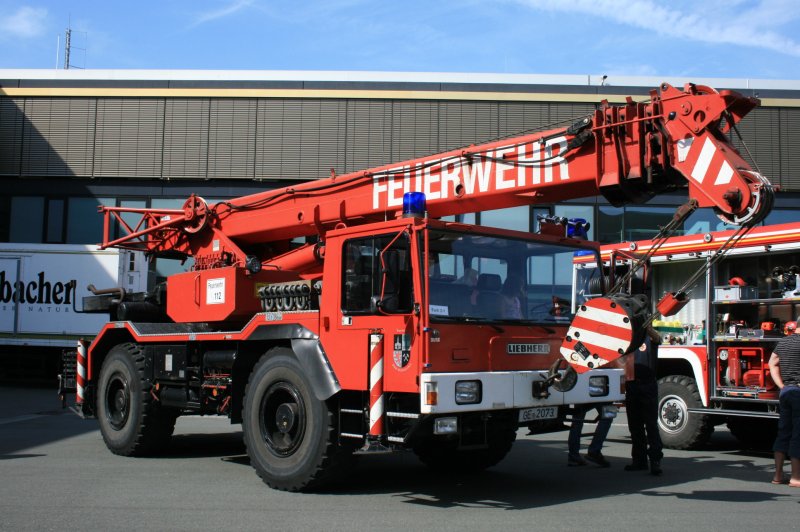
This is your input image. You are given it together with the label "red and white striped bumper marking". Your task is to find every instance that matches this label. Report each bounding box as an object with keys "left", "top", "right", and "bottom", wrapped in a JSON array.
[
  {"left": 368, "top": 333, "right": 384, "bottom": 436},
  {"left": 560, "top": 299, "right": 634, "bottom": 373},
  {"left": 76, "top": 339, "right": 88, "bottom": 405}
]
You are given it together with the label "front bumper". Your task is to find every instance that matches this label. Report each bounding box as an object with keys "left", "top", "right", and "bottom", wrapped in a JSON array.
[{"left": 419, "top": 368, "right": 624, "bottom": 414}]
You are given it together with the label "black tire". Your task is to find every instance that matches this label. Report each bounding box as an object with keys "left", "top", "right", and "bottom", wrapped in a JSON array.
[
  {"left": 413, "top": 422, "right": 516, "bottom": 471},
  {"left": 243, "top": 348, "right": 352, "bottom": 491},
  {"left": 657, "top": 375, "right": 713, "bottom": 450},
  {"left": 727, "top": 417, "right": 778, "bottom": 450},
  {"left": 97, "top": 343, "right": 178, "bottom": 456}
]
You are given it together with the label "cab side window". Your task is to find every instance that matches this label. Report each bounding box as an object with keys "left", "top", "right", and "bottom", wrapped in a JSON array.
[{"left": 342, "top": 234, "right": 413, "bottom": 314}]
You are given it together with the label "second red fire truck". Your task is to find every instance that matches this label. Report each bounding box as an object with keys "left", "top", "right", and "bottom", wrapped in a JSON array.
[{"left": 578, "top": 221, "right": 800, "bottom": 450}]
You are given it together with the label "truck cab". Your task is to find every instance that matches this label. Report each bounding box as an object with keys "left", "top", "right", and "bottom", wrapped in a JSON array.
[{"left": 319, "top": 217, "right": 623, "bottom": 448}]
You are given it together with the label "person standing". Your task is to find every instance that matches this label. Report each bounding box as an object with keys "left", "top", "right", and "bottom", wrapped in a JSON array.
[
  {"left": 768, "top": 320, "right": 800, "bottom": 487},
  {"left": 625, "top": 326, "right": 664, "bottom": 475},
  {"left": 567, "top": 404, "right": 613, "bottom": 467}
]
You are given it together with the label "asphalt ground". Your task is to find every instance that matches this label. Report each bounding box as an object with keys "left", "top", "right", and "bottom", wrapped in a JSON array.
[{"left": 1, "top": 385, "right": 798, "bottom": 531}]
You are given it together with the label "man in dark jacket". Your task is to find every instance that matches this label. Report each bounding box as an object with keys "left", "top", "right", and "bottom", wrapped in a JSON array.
[
  {"left": 769, "top": 320, "right": 800, "bottom": 487},
  {"left": 625, "top": 326, "right": 664, "bottom": 476}
]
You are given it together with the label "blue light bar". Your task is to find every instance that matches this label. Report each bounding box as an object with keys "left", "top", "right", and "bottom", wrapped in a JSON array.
[
  {"left": 567, "top": 218, "right": 590, "bottom": 239},
  {"left": 403, "top": 192, "right": 427, "bottom": 218}
]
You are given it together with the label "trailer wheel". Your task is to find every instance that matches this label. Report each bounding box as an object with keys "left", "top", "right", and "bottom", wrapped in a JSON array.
[
  {"left": 243, "top": 349, "right": 351, "bottom": 491},
  {"left": 97, "top": 343, "right": 178, "bottom": 456},
  {"left": 727, "top": 417, "right": 778, "bottom": 450},
  {"left": 657, "top": 375, "right": 713, "bottom": 450}
]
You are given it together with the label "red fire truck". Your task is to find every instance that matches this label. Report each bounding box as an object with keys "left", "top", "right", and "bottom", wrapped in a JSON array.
[
  {"left": 577, "top": 221, "right": 800, "bottom": 450},
  {"left": 68, "top": 82, "right": 773, "bottom": 491}
]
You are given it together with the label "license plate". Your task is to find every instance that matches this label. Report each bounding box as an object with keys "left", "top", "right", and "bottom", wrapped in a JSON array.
[{"left": 518, "top": 406, "right": 558, "bottom": 422}]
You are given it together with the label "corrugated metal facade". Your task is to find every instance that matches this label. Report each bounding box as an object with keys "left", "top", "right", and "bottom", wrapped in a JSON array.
[
  {"left": 0, "top": 97, "right": 23, "bottom": 176},
  {"left": 163, "top": 98, "right": 209, "bottom": 179},
  {"left": 1, "top": 94, "right": 799, "bottom": 190}
]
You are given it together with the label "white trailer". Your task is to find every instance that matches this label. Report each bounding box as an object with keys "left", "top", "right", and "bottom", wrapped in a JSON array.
[{"left": 0, "top": 244, "right": 148, "bottom": 348}]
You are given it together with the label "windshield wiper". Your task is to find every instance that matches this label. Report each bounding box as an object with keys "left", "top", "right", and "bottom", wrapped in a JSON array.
[{"left": 462, "top": 317, "right": 505, "bottom": 333}]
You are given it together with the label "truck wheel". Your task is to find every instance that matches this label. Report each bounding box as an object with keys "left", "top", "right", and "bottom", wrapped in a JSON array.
[
  {"left": 413, "top": 424, "right": 516, "bottom": 471},
  {"left": 657, "top": 375, "right": 713, "bottom": 450},
  {"left": 727, "top": 417, "right": 778, "bottom": 450},
  {"left": 243, "top": 349, "right": 352, "bottom": 491},
  {"left": 97, "top": 343, "right": 178, "bottom": 456}
]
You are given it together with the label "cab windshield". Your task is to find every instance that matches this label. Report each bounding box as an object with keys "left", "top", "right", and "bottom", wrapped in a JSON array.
[{"left": 426, "top": 229, "right": 600, "bottom": 325}]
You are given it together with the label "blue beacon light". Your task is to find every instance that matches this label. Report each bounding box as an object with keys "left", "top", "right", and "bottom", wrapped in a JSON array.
[
  {"left": 402, "top": 192, "right": 427, "bottom": 218},
  {"left": 567, "top": 218, "right": 590, "bottom": 239}
]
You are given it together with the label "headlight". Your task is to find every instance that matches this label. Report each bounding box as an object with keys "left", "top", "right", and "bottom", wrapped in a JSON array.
[
  {"left": 434, "top": 417, "right": 458, "bottom": 434},
  {"left": 719, "top": 349, "right": 729, "bottom": 361},
  {"left": 588, "top": 375, "right": 609, "bottom": 396},
  {"left": 455, "top": 380, "right": 482, "bottom": 405}
]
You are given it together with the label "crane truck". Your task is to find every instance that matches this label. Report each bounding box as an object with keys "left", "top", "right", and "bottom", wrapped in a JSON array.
[{"left": 68, "top": 82, "right": 773, "bottom": 491}]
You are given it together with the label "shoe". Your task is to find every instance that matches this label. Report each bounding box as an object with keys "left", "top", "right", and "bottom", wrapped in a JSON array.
[
  {"left": 624, "top": 462, "right": 648, "bottom": 471},
  {"left": 650, "top": 461, "right": 663, "bottom": 476},
  {"left": 585, "top": 452, "right": 610, "bottom": 468},
  {"left": 567, "top": 455, "right": 587, "bottom": 467}
]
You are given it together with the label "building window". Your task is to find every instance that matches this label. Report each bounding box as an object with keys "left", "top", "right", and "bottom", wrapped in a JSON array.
[
  {"left": 441, "top": 212, "right": 477, "bottom": 224},
  {"left": 621, "top": 206, "right": 674, "bottom": 241},
  {"left": 116, "top": 199, "right": 147, "bottom": 240},
  {"left": 45, "top": 198, "right": 65, "bottom": 243},
  {"left": 481, "top": 206, "right": 529, "bottom": 232},
  {"left": 66, "top": 197, "right": 115, "bottom": 244},
  {"left": 597, "top": 205, "right": 623, "bottom": 244},
  {"left": 9, "top": 197, "right": 44, "bottom": 243},
  {"left": 682, "top": 209, "right": 736, "bottom": 235},
  {"left": 764, "top": 208, "right": 800, "bottom": 226}
]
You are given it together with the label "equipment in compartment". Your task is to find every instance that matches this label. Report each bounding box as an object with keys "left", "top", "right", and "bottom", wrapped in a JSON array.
[
  {"left": 716, "top": 345, "right": 777, "bottom": 398},
  {"left": 771, "top": 265, "right": 800, "bottom": 298},
  {"left": 714, "top": 285, "right": 758, "bottom": 301}
]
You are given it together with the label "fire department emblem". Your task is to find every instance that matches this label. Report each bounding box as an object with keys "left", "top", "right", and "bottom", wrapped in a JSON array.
[{"left": 393, "top": 334, "right": 410, "bottom": 368}]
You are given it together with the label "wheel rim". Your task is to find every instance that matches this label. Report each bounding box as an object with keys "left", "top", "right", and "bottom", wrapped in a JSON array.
[
  {"left": 260, "top": 380, "right": 306, "bottom": 457},
  {"left": 659, "top": 393, "right": 688, "bottom": 434},
  {"left": 105, "top": 371, "right": 130, "bottom": 430}
]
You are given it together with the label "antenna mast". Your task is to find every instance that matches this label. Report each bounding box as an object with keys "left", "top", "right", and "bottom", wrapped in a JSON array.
[{"left": 63, "top": 26, "right": 71, "bottom": 69}]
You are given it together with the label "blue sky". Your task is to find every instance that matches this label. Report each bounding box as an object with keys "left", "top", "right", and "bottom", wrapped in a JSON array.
[{"left": 1, "top": 0, "right": 799, "bottom": 79}]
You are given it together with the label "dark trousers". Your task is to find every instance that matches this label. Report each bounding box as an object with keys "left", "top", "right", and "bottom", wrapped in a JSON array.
[
  {"left": 773, "top": 386, "right": 800, "bottom": 458},
  {"left": 568, "top": 405, "right": 612, "bottom": 457},
  {"left": 626, "top": 379, "right": 663, "bottom": 464}
]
